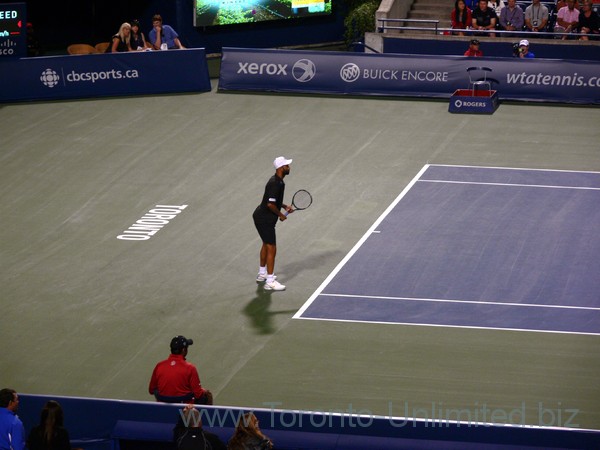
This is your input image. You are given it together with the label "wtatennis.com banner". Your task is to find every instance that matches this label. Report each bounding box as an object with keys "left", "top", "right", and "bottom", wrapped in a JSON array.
[{"left": 219, "top": 48, "right": 600, "bottom": 105}]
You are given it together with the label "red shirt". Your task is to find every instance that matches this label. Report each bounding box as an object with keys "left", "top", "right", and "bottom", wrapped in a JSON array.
[
  {"left": 148, "top": 354, "right": 206, "bottom": 399},
  {"left": 464, "top": 48, "right": 484, "bottom": 57}
]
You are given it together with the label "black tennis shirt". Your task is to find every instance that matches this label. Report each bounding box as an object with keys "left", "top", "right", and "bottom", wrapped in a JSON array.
[{"left": 253, "top": 174, "right": 285, "bottom": 224}]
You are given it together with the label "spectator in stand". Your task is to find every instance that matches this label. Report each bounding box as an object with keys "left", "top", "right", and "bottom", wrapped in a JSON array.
[
  {"left": 174, "top": 404, "right": 227, "bottom": 450},
  {"left": 499, "top": 0, "right": 525, "bottom": 31},
  {"left": 108, "top": 22, "right": 132, "bottom": 53},
  {"left": 451, "top": 0, "right": 473, "bottom": 35},
  {"left": 27, "top": 401, "right": 72, "bottom": 450},
  {"left": 149, "top": 335, "right": 213, "bottom": 405},
  {"left": 464, "top": 39, "right": 484, "bottom": 56},
  {"left": 149, "top": 14, "right": 185, "bottom": 50},
  {"left": 524, "top": 0, "right": 549, "bottom": 32},
  {"left": 515, "top": 39, "right": 535, "bottom": 57},
  {"left": 0, "top": 388, "right": 25, "bottom": 450},
  {"left": 578, "top": 0, "right": 600, "bottom": 39},
  {"left": 227, "top": 413, "right": 273, "bottom": 450},
  {"left": 488, "top": 0, "right": 505, "bottom": 17},
  {"left": 130, "top": 19, "right": 148, "bottom": 50},
  {"left": 472, "top": 0, "right": 498, "bottom": 36},
  {"left": 26, "top": 22, "right": 43, "bottom": 57},
  {"left": 554, "top": 0, "right": 580, "bottom": 38},
  {"left": 556, "top": 0, "right": 579, "bottom": 10}
]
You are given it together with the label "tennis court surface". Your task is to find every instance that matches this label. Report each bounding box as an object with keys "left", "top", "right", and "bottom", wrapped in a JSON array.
[{"left": 296, "top": 165, "right": 600, "bottom": 335}]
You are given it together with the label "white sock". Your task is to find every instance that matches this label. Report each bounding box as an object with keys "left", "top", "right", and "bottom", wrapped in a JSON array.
[
  {"left": 266, "top": 274, "right": 275, "bottom": 284},
  {"left": 259, "top": 266, "right": 266, "bottom": 275}
]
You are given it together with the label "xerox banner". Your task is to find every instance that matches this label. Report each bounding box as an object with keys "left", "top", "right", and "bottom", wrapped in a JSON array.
[
  {"left": 0, "top": 49, "right": 211, "bottom": 103},
  {"left": 219, "top": 48, "right": 600, "bottom": 104}
]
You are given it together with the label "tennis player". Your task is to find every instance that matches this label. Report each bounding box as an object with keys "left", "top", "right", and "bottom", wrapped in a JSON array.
[{"left": 252, "top": 156, "right": 294, "bottom": 291}]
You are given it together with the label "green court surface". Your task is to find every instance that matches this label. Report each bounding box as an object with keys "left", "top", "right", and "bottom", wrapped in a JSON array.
[{"left": 1, "top": 83, "right": 599, "bottom": 430}]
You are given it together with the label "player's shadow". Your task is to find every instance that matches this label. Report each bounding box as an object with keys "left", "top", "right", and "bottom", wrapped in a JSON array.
[
  {"left": 281, "top": 249, "right": 346, "bottom": 283},
  {"left": 243, "top": 285, "right": 296, "bottom": 335}
]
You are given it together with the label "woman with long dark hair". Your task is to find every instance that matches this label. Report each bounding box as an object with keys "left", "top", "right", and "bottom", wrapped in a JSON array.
[
  {"left": 27, "top": 400, "right": 71, "bottom": 450},
  {"left": 227, "top": 413, "right": 273, "bottom": 450},
  {"left": 451, "top": 0, "right": 473, "bottom": 35}
]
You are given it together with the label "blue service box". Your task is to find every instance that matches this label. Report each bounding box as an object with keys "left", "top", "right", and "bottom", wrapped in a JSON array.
[{"left": 449, "top": 89, "right": 499, "bottom": 114}]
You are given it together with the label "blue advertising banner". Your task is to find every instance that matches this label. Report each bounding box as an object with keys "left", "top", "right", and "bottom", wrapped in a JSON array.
[
  {"left": 0, "top": 49, "right": 211, "bottom": 103},
  {"left": 219, "top": 48, "right": 600, "bottom": 105},
  {"left": 0, "top": 2, "right": 26, "bottom": 58}
]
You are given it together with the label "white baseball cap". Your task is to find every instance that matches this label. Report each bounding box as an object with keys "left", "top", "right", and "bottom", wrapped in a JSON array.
[
  {"left": 273, "top": 156, "right": 293, "bottom": 169},
  {"left": 519, "top": 39, "right": 529, "bottom": 47}
]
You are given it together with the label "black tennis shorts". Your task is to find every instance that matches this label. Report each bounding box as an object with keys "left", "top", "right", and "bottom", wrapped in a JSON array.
[{"left": 254, "top": 221, "right": 276, "bottom": 245}]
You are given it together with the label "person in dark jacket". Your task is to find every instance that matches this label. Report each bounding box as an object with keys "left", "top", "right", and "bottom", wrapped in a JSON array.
[{"left": 27, "top": 400, "right": 71, "bottom": 450}]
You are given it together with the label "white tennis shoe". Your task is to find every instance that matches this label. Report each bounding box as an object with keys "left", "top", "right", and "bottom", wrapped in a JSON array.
[
  {"left": 264, "top": 280, "right": 286, "bottom": 291},
  {"left": 256, "top": 273, "right": 276, "bottom": 282}
]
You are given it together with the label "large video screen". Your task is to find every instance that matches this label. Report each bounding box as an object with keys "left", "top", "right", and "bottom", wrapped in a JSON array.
[{"left": 194, "top": 0, "right": 332, "bottom": 27}]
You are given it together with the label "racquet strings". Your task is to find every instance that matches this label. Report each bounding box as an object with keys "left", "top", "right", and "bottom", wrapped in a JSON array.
[{"left": 292, "top": 190, "right": 312, "bottom": 210}]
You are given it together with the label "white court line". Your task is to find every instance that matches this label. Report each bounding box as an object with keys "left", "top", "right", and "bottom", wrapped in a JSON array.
[
  {"left": 428, "top": 164, "right": 600, "bottom": 175},
  {"left": 419, "top": 179, "right": 600, "bottom": 191},
  {"left": 293, "top": 164, "right": 431, "bottom": 319},
  {"left": 296, "top": 316, "right": 600, "bottom": 336},
  {"left": 319, "top": 293, "right": 600, "bottom": 312}
]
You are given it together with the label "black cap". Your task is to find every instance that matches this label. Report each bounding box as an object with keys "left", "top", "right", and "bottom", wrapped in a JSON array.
[
  {"left": 170, "top": 335, "right": 193, "bottom": 352},
  {"left": 470, "top": 39, "right": 480, "bottom": 45}
]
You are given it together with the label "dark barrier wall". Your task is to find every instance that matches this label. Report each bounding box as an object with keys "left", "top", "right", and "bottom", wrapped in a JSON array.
[
  {"left": 17, "top": 394, "right": 600, "bottom": 450},
  {"left": 219, "top": 48, "right": 600, "bottom": 104},
  {"left": 0, "top": 49, "right": 211, "bottom": 103},
  {"left": 0, "top": 0, "right": 345, "bottom": 55},
  {"left": 383, "top": 37, "right": 600, "bottom": 61}
]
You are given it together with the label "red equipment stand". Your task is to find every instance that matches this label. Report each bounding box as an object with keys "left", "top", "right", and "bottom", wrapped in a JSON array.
[{"left": 449, "top": 89, "right": 499, "bottom": 114}]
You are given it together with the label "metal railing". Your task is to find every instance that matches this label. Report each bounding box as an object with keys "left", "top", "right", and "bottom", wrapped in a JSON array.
[
  {"left": 377, "top": 18, "right": 441, "bottom": 34},
  {"left": 377, "top": 18, "right": 593, "bottom": 39}
]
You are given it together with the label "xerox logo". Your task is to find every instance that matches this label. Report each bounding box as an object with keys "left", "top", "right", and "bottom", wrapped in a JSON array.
[
  {"left": 340, "top": 63, "right": 360, "bottom": 83},
  {"left": 292, "top": 59, "right": 316, "bottom": 83},
  {"left": 237, "top": 62, "right": 288, "bottom": 76},
  {"left": 40, "top": 68, "right": 60, "bottom": 88}
]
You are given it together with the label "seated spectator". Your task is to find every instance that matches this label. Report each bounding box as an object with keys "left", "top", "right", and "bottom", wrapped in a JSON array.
[
  {"left": 108, "top": 22, "right": 132, "bottom": 53},
  {"left": 515, "top": 39, "right": 535, "bottom": 57},
  {"left": 149, "top": 14, "right": 185, "bottom": 50},
  {"left": 488, "top": 0, "right": 506, "bottom": 17},
  {"left": 0, "top": 388, "right": 25, "bottom": 450},
  {"left": 556, "top": 0, "right": 579, "bottom": 10},
  {"left": 174, "top": 405, "right": 226, "bottom": 450},
  {"left": 149, "top": 335, "right": 213, "bottom": 405},
  {"left": 472, "top": 0, "right": 498, "bottom": 36},
  {"left": 524, "top": 0, "right": 549, "bottom": 32},
  {"left": 499, "top": 0, "right": 525, "bottom": 31},
  {"left": 464, "top": 39, "right": 484, "bottom": 56},
  {"left": 451, "top": 0, "right": 473, "bottom": 35},
  {"left": 554, "top": 0, "right": 580, "bottom": 38},
  {"left": 27, "top": 401, "right": 71, "bottom": 450},
  {"left": 130, "top": 19, "right": 149, "bottom": 51},
  {"left": 227, "top": 413, "right": 273, "bottom": 450},
  {"left": 26, "top": 22, "right": 43, "bottom": 57},
  {"left": 578, "top": 0, "right": 600, "bottom": 39}
]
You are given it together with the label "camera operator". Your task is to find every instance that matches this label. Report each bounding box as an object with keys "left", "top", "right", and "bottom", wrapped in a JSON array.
[
  {"left": 525, "top": 0, "right": 549, "bottom": 32},
  {"left": 500, "top": 0, "right": 524, "bottom": 31},
  {"left": 513, "top": 39, "right": 535, "bottom": 58}
]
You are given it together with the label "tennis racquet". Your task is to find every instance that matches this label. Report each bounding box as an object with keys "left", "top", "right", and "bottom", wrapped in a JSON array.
[{"left": 284, "top": 189, "right": 313, "bottom": 216}]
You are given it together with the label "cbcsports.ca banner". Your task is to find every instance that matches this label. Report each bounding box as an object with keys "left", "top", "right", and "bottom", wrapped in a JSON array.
[
  {"left": 0, "top": 49, "right": 211, "bottom": 103},
  {"left": 219, "top": 48, "right": 600, "bottom": 105}
]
